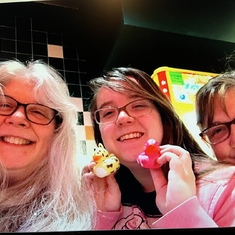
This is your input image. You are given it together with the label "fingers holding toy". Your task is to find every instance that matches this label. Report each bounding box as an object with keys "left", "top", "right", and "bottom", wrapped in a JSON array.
[
  {"left": 157, "top": 144, "right": 193, "bottom": 172},
  {"left": 93, "top": 174, "right": 121, "bottom": 212},
  {"left": 96, "top": 173, "right": 121, "bottom": 212},
  {"left": 136, "top": 140, "right": 196, "bottom": 214},
  {"left": 82, "top": 162, "right": 96, "bottom": 176},
  {"left": 82, "top": 163, "right": 121, "bottom": 212},
  {"left": 82, "top": 143, "right": 121, "bottom": 212},
  {"left": 152, "top": 144, "right": 196, "bottom": 214},
  {"left": 137, "top": 139, "right": 193, "bottom": 171},
  {"left": 158, "top": 144, "right": 195, "bottom": 186}
]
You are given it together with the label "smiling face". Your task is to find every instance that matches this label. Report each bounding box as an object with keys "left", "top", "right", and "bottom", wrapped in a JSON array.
[
  {"left": 96, "top": 86, "right": 164, "bottom": 169},
  {"left": 210, "top": 89, "right": 235, "bottom": 164},
  {"left": 0, "top": 78, "right": 56, "bottom": 180}
]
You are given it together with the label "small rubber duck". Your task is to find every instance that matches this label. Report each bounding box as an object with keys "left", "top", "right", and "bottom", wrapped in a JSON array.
[
  {"left": 137, "top": 139, "right": 162, "bottom": 168},
  {"left": 92, "top": 143, "right": 120, "bottom": 178}
]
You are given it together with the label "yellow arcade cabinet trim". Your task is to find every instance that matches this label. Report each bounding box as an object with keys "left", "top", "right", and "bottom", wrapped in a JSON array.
[
  {"left": 151, "top": 66, "right": 218, "bottom": 119},
  {"left": 151, "top": 66, "right": 218, "bottom": 158}
]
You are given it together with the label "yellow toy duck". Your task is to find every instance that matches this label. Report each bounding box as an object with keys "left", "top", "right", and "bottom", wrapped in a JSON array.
[{"left": 92, "top": 143, "right": 120, "bottom": 178}]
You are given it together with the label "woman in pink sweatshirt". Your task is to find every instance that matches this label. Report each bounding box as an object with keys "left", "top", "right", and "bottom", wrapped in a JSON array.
[
  {"left": 83, "top": 67, "right": 235, "bottom": 229},
  {"left": 196, "top": 70, "right": 235, "bottom": 165}
]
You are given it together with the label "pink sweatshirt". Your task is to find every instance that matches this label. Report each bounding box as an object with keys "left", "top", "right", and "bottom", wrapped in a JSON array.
[{"left": 95, "top": 166, "right": 235, "bottom": 229}]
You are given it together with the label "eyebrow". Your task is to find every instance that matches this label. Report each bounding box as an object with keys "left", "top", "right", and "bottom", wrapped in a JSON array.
[
  {"left": 98, "top": 101, "right": 115, "bottom": 110},
  {"left": 97, "top": 95, "right": 143, "bottom": 110}
]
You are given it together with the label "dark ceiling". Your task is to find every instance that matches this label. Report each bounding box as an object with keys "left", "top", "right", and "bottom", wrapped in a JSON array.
[
  {"left": 2, "top": 0, "right": 235, "bottom": 77},
  {"left": 40, "top": 0, "right": 235, "bottom": 75},
  {"left": 35, "top": 0, "right": 235, "bottom": 44},
  {"left": 121, "top": 0, "right": 235, "bottom": 44},
  {"left": 4, "top": 0, "right": 235, "bottom": 43}
]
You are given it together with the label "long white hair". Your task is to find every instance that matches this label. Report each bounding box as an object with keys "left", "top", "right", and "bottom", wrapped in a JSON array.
[{"left": 0, "top": 59, "right": 96, "bottom": 232}]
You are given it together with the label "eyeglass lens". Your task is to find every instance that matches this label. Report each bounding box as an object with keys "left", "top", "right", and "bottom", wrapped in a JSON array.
[
  {"left": 95, "top": 99, "right": 152, "bottom": 124},
  {"left": 201, "top": 119, "right": 235, "bottom": 144},
  {"left": 0, "top": 95, "right": 56, "bottom": 125}
]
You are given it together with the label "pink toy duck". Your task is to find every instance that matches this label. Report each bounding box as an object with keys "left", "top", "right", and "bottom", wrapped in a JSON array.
[{"left": 137, "top": 139, "right": 162, "bottom": 169}]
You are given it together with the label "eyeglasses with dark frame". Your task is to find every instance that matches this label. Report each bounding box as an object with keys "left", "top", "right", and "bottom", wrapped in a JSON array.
[
  {"left": 0, "top": 94, "right": 59, "bottom": 125},
  {"left": 199, "top": 118, "right": 235, "bottom": 145},
  {"left": 94, "top": 99, "right": 154, "bottom": 124}
]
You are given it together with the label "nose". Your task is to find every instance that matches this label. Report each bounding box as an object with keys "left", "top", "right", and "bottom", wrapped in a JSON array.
[
  {"left": 116, "top": 110, "right": 134, "bottom": 126},
  {"left": 5, "top": 106, "right": 29, "bottom": 127}
]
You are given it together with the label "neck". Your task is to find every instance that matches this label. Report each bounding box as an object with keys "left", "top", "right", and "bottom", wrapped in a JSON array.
[{"left": 129, "top": 166, "right": 155, "bottom": 192}]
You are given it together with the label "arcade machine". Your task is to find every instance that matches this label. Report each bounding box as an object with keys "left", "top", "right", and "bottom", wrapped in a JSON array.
[{"left": 151, "top": 66, "right": 218, "bottom": 158}]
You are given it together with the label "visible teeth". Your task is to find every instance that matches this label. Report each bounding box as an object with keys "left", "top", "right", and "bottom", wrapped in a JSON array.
[
  {"left": 3, "top": 137, "right": 31, "bottom": 145},
  {"left": 120, "top": 132, "right": 142, "bottom": 141}
]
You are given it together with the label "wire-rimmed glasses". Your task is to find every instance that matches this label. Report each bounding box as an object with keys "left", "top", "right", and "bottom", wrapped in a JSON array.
[
  {"left": 199, "top": 118, "right": 235, "bottom": 144},
  {"left": 94, "top": 99, "right": 154, "bottom": 124}
]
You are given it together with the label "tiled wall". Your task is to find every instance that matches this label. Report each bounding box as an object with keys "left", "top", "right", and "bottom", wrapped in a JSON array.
[{"left": 0, "top": 4, "right": 97, "bottom": 164}]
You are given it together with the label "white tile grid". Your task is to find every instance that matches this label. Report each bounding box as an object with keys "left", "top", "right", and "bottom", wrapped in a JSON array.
[{"left": 69, "top": 97, "right": 98, "bottom": 166}]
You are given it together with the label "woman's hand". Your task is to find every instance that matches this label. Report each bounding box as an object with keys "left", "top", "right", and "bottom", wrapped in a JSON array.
[
  {"left": 82, "top": 162, "right": 121, "bottom": 212},
  {"left": 150, "top": 144, "right": 196, "bottom": 214}
]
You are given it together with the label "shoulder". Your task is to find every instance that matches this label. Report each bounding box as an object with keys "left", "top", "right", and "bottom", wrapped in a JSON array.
[
  {"left": 198, "top": 165, "right": 235, "bottom": 183},
  {"left": 196, "top": 165, "right": 235, "bottom": 205},
  {"left": 196, "top": 165, "right": 235, "bottom": 223}
]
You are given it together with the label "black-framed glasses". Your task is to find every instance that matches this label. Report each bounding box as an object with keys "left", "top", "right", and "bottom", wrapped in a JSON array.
[
  {"left": 0, "top": 94, "right": 58, "bottom": 125},
  {"left": 94, "top": 99, "right": 153, "bottom": 124},
  {"left": 199, "top": 118, "right": 235, "bottom": 145}
]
